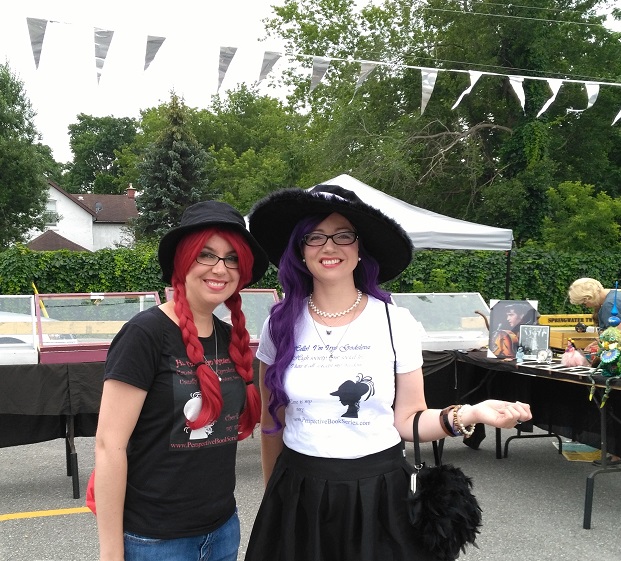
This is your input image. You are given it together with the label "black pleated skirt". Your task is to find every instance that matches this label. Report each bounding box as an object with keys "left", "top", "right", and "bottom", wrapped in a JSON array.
[{"left": 245, "top": 444, "right": 438, "bottom": 561}]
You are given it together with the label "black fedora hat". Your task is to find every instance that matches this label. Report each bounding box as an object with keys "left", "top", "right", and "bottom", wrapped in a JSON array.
[
  {"left": 158, "top": 200, "right": 269, "bottom": 286},
  {"left": 248, "top": 184, "right": 413, "bottom": 282}
]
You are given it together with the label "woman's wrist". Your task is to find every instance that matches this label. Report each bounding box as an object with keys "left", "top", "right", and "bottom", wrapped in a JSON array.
[
  {"left": 458, "top": 403, "right": 476, "bottom": 427},
  {"left": 454, "top": 404, "right": 476, "bottom": 438}
]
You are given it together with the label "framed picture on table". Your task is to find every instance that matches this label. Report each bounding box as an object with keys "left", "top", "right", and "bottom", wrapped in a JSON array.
[
  {"left": 487, "top": 299, "right": 538, "bottom": 359},
  {"left": 519, "top": 324, "right": 550, "bottom": 360}
]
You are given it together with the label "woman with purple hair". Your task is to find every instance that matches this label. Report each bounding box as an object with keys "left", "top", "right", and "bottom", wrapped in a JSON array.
[{"left": 245, "top": 184, "right": 532, "bottom": 561}]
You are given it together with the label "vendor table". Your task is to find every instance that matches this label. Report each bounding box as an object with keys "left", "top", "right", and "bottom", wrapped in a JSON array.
[
  {"left": 0, "top": 362, "right": 104, "bottom": 498},
  {"left": 447, "top": 350, "right": 621, "bottom": 528}
]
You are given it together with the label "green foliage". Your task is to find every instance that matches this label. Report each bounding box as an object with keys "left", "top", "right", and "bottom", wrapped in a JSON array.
[
  {"left": 542, "top": 181, "right": 621, "bottom": 251},
  {"left": 0, "top": 243, "right": 166, "bottom": 298},
  {"left": 0, "top": 62, "right": 48, "bottom": 249},
  {"left": 2, "top": 246, "right": 618, "bottom": 319},
  {"left": 133, "top": 93, "right": 213, "bottom": 241},
  {"left": 261, "top": 0, "right": 621, "bottom": 243},
  {"left": 63, "top": 114, "right": 137, "bottom": 194}
]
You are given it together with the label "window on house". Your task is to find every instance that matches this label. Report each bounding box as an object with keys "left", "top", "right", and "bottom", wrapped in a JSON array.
[{"left": 44, "top": 200, "right": 58, "bottom": 227}]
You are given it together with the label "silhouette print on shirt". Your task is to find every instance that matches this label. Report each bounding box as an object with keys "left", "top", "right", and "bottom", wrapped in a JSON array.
[{"left": 330, "top": 374, "right": 375, "bottom": 418}]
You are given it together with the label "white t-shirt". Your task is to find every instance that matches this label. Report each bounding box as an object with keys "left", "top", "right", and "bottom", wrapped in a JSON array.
[{"left": 256, "top": 296, "right": 424, "bottom": 458}]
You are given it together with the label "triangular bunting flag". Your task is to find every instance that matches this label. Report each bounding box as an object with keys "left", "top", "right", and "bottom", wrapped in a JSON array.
[
  {"left": 349, "top": 61, "right": 378, "bottom": 103},
  {"left": 451, "top": 71, "right": 482, "bottom": 110},
  {"left": 27, "top": 17, "right": 48, "bottom": 69},
  {"left": 509, "top": 76, "right": 526, "bottom": 113},
  {"left": 94, "top": 28, "right": 114, "bottom": 84},
  {"left": 567, "top": 82, "right": 600, "bottom": 114},
  {"left": 613, "top": 107, "right": 621, "bottom": 126},
  {"left": 258, "top": 51, "right": 281, "bottom": 83},
  {"left": 310, "top": 57, "right": 330, "bottom": 92},
  {"left": 536, "top": 78, "right": 564, "bottom": 118},
  {"left": 218, "top": 46, "right": 238, "bottom": 92},
  {"left": 144, "top": 36, "right": 166, "bottom": 71},
  {"left": 421, "top": 68, "right": 438, "bottom": 115},
  {"left": 355, "top": 61, "right": 377, "bottom": 90}
]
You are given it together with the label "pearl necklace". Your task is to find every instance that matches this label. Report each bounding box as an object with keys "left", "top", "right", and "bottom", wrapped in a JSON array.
[{"left": 308, "top": 289, "right": 363, "bottom": 318}]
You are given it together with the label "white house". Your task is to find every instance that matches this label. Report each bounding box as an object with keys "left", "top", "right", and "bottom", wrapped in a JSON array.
[{"left": 27, "top": 181, "right": 138, "bottom": 251}]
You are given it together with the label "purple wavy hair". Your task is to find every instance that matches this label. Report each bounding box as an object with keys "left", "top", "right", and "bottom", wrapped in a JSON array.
[{"left": 264, "top": 214, "right": 391, "bottom": 431}]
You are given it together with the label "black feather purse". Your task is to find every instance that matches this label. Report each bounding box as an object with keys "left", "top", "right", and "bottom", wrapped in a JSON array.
[{"left": 407, "top": 411, "right": 482, "bottom": 561}]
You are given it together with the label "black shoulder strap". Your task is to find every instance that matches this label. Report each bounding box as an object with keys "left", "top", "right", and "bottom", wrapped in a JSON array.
[
  {"left": 388, "top": 301, "right": 444, "bottom": 466},
  {"left": 384, "top": 302, "right": 397, "bottom": 375}
]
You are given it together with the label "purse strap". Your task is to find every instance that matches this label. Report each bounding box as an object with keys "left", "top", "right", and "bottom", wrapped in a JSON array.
[{"left": 413, "top": 410, "right": 444, "bottom": 466}]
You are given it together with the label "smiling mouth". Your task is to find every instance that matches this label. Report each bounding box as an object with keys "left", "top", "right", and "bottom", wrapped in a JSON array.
[
  {"left": 321, "top": 258, "right": 341, "bottom": 266},
  {"left": 205, "top": 280, "right": 226, "bottom": 288}
]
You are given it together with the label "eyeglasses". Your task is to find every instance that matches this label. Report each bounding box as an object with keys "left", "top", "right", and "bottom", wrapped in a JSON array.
[
  {"left": 196, "top": 252, "right": 239, "bottom": 269},
  {"left": 302, "top": 231, "right": 358, "bottom": 247}
]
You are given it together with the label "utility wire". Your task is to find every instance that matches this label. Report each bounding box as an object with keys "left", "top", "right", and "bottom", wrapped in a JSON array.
[{"left": 422, "top": 7, "right": 612, "bottom": 28}]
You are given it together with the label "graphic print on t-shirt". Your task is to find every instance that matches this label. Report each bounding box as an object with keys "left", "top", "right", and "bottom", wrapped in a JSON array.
[
  {"left": 330, "top": 374, "right": 375, "bottom": 418},
  {"left": 169, "top": 353, "right": 242, "bottom": 451}
]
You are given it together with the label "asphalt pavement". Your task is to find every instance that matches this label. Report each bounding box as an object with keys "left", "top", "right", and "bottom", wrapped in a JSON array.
[{"left": 1, "top": 426, "right": 620, "bottom": 561}]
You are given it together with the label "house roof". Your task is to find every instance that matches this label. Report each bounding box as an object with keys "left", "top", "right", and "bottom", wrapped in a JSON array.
[
  {"left": 27, "top": 230, "right": 90, "bottom": 252},
  {"left": 47, "top": 180, "right": 138, "bottom": 224}
]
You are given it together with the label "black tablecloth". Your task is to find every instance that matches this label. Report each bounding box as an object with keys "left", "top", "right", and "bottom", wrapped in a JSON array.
[
  {"left": 1, "top": 352, "right": 619, "bottom": 456},
  {"left": 453, "top": 351, "right": 621, "bottom": 456},
  {"left": 0, "top": 362, "right": 104, "bottom": 447}
]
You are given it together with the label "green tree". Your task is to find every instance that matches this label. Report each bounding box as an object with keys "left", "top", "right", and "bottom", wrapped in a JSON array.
[
  {"left": 195, "top": 85, "right": 310, "bottom": 212},
  {"left": 64, "top": 114, "right": 137, "bottom": 194},
  {"left": 541, "top": 181, "right": 621, "bottom": 252},
  {"left": 133, "top": 93, "right": 212, "bottom": 240},
  {"left": 263, "top": 0, "right": 621, "bottom": 242},
  {"left": 0, "top": 63, "right": 48, "bottom": 249}
]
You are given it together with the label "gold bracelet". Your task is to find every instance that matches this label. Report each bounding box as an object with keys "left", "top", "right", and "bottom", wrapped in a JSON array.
[{"left": 454, "top": 404, "right": 476, "bottom": 438}]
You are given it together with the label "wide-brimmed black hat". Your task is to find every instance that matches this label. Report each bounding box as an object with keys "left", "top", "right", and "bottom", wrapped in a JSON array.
[
  {"left": 248, "top": 184, "right": 413, "bottom": 282},
  {"left": 158, "top": 200, "right": 269, "bottom": 286}
]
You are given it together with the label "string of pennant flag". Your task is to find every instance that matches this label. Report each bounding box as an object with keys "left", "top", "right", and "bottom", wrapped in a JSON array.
[{"left": 27, "top": 17, "right": 621, "bottom": 125}]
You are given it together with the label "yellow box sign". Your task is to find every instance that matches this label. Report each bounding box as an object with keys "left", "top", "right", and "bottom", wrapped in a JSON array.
[{"left": 538, "top": 314, "right": 594, "bottom": 327}]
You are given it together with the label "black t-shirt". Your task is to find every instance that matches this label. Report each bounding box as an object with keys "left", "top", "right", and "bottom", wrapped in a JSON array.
[{"left": 104, "top": 306, "right": 246, "bottom": 538}]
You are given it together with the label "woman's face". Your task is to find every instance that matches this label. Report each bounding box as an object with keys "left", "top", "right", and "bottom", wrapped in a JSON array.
[
  {"left": 185, "top": 233, "right": 240, "bottom": 311},
  {"left": 301, "top": 213, "right": 359, "bottom": 284}
]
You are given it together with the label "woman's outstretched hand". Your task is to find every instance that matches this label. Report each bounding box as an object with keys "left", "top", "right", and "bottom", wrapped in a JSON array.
[{"left": 463, "top": 400, "right": 532, "bottom": 429}]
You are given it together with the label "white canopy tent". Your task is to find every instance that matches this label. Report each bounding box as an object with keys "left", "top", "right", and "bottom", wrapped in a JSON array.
[{"left": 323, "top": 174, "right": 514, "bottom": 251}]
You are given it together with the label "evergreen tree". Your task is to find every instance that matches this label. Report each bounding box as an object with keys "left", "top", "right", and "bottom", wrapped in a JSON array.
[
  {"left": 0, "top": 63, "right": 48, "bottom": 249},
  {"left": 133, "top": 93, "right": 213, "bottom": 240}
]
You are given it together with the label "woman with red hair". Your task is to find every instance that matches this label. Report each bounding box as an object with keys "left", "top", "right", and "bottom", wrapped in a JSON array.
[{"left": 94, "top": 201, "right": 268, "bottom": 561}]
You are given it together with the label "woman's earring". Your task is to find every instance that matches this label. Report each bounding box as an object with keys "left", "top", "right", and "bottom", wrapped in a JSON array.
[
  {"left": 358, "top": 257, "right": 361, "bottom": 262},
  {"left": 302, "top": 258, "right": 306, "bottom": 263}
]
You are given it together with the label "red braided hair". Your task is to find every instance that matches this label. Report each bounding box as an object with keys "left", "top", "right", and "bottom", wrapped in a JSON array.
[{"left": 171, "top": 227, "right": 260, "bottom": 440}]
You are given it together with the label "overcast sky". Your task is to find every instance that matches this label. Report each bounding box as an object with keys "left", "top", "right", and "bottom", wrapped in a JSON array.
[
  {"left": 0, "top": 0, "right": 287, "bottom": 162},
  {"left": 1, "top": 1, "right": 619, "bottom": 164}
]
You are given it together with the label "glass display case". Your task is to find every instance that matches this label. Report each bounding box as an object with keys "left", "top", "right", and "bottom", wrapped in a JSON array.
[
  {"left": 165, "top": 287, "right": 280, "bottom": 356},
  {"left": 35, "top": 292, "right": 161, "bottom": 364},
  {"left": 0, "top": 295, "right": 39, "bottom": 364},
  {"left": 391, "top": 292, "right": 490, "bottom": 351},
  {"left": 213, "top": 289, "right": 279, "bottom": 342}
]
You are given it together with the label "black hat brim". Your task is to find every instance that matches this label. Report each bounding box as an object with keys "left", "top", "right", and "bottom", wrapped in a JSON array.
[{"left": 248, "top": 186, "right": 413, "bottom": 283}]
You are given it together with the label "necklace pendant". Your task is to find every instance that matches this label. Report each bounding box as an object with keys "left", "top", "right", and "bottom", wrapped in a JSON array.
[{"left": 326, "top": 330, "right": 332, "bottom": 335}]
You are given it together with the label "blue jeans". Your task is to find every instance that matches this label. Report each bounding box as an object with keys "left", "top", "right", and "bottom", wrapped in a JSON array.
[{"left": 123, "top": 510, "right": 240, "bottom": 561}]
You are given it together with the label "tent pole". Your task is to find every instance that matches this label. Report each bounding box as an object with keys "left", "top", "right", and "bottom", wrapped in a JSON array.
[{"left": 504, "top": 250, "right": 512, "bottom": 299}]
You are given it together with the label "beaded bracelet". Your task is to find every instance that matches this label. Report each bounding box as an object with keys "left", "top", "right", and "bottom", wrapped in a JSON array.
[
  {"left": 439, "top": 406, "right": 459, "bottom": 437},
  {"left": 454, "top": 404, "right": 476, "bottom": 438}
]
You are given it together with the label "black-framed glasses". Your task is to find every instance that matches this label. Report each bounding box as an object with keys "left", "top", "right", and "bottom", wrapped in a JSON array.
[
  {"left": 196, "top": 252, "right": 239, "bottom": 269},
  {"left": 302, "top": 231, "right": 358, "bottom": 247}
]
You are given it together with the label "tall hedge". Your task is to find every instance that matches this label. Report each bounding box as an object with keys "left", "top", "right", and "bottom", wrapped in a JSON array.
[{"left": 0, "top": 245, "right": 617, "bottom": 315}]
